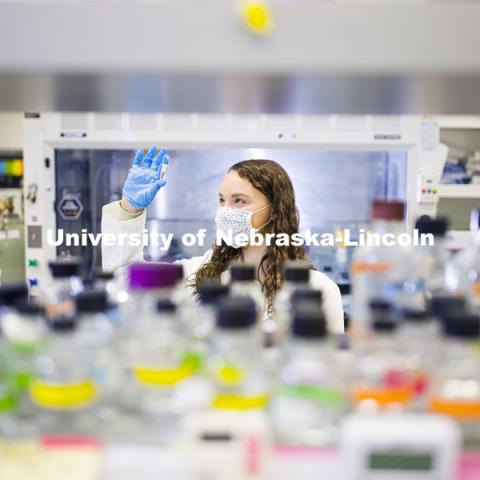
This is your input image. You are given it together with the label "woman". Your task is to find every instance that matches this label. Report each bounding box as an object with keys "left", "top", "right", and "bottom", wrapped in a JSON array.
[{"left": 102, "top": 145, "right": 344, "bottom": 333}]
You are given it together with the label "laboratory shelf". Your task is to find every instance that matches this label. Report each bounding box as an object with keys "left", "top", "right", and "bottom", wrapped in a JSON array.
[{"left": 438, "top": 184, "right": 480, "bottom": 199}]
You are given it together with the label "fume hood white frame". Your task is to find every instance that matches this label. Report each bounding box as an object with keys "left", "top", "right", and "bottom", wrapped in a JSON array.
[{"left": 23, "top": 113, "right": 444, "bottom": 287}]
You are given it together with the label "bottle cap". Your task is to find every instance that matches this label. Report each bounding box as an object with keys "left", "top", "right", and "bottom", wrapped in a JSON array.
[
  {"left": 398, "top": 307, "right": 431, "bottom": 323},
  {"left": 371, "top": 200, "right": 405, "bottom": 221},
  {"left": 291, "top": 300, "right": 327, "bottom": 338},
  {"left": 0, "top": 283, "right": 28, "bottom": 306},
  {"left": 369, "top": 299, "right": 396, "bottom": 332},
  {"left": 15, "top": 300, "right": 44, "bottom": 316},
  {"left": 339, "top": 283, "right": 351, "bottom": 295},
  {"left": 95, "top": 271, "right": 115, "bottom": 281},
  {"left": 230, "top": 265, "right": 256, "bottom": 282},
  {"left": 415, "top": 217, "right": 449, "bottom": 237},
  {"left": 128, "top": 262, "right": 178, "bottom": 291},
  {"left": 49, "top": 317, "right": 76, "bottom": 332},
  {"left": 284, "top": 261, "right": 310, "bottom": 283},
  {"left": 48, "top": 259, "right": 82, "bottom": 278},
  {"left": 198, "top": 281, "right": 230, "bottom": 305},
  {"left": 75, "top": 290, "right": 108, "bottom": 313},
  {"left": 430, "top": 295, "right": 466, "bottom": 318},
  {"left": 443, "top": 312, "right": 480, "bottom": 338},
  {"left": 216, "top": 297, "right": 257, "bottom": 329},
  {"left": 156, "top": 299, "right": 177, "bottom": 313},
  {"left": 291, "top": 287, "right": 323, "bottom": 305}
]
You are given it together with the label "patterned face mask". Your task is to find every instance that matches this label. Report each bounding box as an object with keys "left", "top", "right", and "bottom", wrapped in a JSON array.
[{"left": 215, "top": 204, "right": 271, "bottom": 249}]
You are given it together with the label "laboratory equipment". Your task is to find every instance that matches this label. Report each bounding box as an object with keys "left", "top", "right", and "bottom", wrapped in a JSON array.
[
  {"left": 23, "top": 113, "right": 443, "bottom": 287},
  {"left": 0, "top": 154, "right": 25, "bottom": 284},
  {"left": 182, "top": 409, "right": 272, "bottom": 480},
  {"left": 338, "top": 413, "right": 460, "bottom": 480}
]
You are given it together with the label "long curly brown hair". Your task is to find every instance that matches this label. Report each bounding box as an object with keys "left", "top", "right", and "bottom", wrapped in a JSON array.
[{"left": 192, "top": 159, "right": 310, "bottom": 313}]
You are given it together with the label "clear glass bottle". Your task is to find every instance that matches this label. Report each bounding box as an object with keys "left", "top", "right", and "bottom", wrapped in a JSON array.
[
  {"left": 185, "top": 281, "right": 230, "bottom": 370},
  {"left": 120, "top": 262, "right": 179, "bottom": 332},
  {"left": 428, "top": 311, "right": 480, "bottom": 447},
  {"left": 122, "top": 298, "right": 202, "bottom": 428},
  {"left": 75, "top": 289, "right": 114, "bottom": 349},
  {"left": 351, "top": 200, "right": 407, "bottom": 338},
  {"left": 229, "top": 264, "right": 265, "bottom": 313},
  {"left": 92, "top": 271, "right": 123, "bottom": 325},
  {"left": 208, "top": 297, "right": 269, "bottom": 411},
  {"left": 351, "top": 300, "right": 415, "bottom": 411},
  {"left": 274, "top": 261, "right": 311, "bottom": 340},
  {"left": 29, "top": 317, "right": 101, "bottom": 435},
  {"left": 2, "top": 300, "right": 45, "bottom": 435},
  {"left": 395, "top": 307, "right": 440, "bottom": 410},
  {"left": 43, "top": 259, "right": 83, "bottom": 324},
  {"left": 270, "top": 300, "right": 344, "bottom": 446}
]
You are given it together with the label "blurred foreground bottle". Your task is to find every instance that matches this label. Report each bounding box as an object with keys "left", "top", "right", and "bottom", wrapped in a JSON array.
[
  {"left": 43, "top": 259, "right": 83, "bottom": 324},
  {"left": 209, "top": 297, "right": 269, "bottom": 411},
  {"left": 29, "top": 317, "right": 101, "bottom": 435},
  {"left": 428, "top": 310, "right": 480, "bottom": 447},
  {"left": 350, "top": 200, "right": 406, "bottom": 338},
  {"left": 270, "top": 300, "right": 344, "bottom": 446}
]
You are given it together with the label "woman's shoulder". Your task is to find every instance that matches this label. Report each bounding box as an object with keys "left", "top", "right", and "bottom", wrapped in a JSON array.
[{"left": 309, "top": 269, "right": 341, "bottom": 296}]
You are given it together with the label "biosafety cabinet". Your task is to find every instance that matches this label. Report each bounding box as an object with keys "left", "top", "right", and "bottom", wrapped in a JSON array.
[{"left": 23, "top": 113, "right": 446, "bottom": 289}]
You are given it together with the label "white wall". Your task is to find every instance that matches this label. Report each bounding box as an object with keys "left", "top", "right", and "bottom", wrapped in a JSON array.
[{"left": 0, "top": 112, "right": 23, "bottom": 151}]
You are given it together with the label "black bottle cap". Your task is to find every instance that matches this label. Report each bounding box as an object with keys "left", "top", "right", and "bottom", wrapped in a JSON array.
[
  {"left": 415, "top": 217, "right": 449, "bottom": 237},
  {"left": 443, "top": 312, "right": 480, "bottom": 338},
  {"left": 198, "top": 281, "right": 230, "bottom": 305},
  {"left": 49, "top": 317, "right": 76, "bottom": 332},
  {"left": 291, "top": 287, "right": 323, "bottom": 305},
  {"left": 284, "top": 262, "right": 310, "bottom": 283},
  {"left": 49, "top": 259, "right": 82, "bottom": 278},
  {"left": 15, "top": 300, "right": 44, "bottom": 316},
  {"left": 0, "top": 283, "right": 28, "bottom": 306},
  {"left": 156, "top": 299, "right": 177, "bottom": 313},
  {"left": 95, "top": 271, "right": 115, "bottom": 281},
  {"left": 75, "top": 290, "right": 108, "bottom": 313},
  {"left": 230, "top": 265, "right": 256, "bottom": 282},
  {"left": 398, "top": 308, "right": 431, "bottom": 323},
  {"left": 291, "top": 300, "right": 327, "bottom": 338},
  {"left": 216, "top": 297, "right": 257, "bottom": 329},
  {"left": 369, "top": 299, "right": 396, "bottom": 332},
  {"left": 369, "top": 299, "right": 391, "bottom": 313},
  {"left": 339, "top": 283, "right": 351, "bottom": 295},
  {"left": 430, "top": 295, "right": 466, "bottom": 318}
]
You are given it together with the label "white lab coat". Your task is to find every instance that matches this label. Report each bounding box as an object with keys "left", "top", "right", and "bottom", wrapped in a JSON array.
[{"left": 101, "top": 201, "right": 345, "bottom": 334}]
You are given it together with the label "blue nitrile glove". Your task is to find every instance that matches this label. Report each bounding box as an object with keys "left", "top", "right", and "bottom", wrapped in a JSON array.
[{"left": 122, "top": 145, "right": 169, "bottom": 209}]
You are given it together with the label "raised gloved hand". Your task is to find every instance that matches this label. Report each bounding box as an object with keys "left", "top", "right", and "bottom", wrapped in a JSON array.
[{"left": 122, "top": 145, "right": 169, "bottom": 210}]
